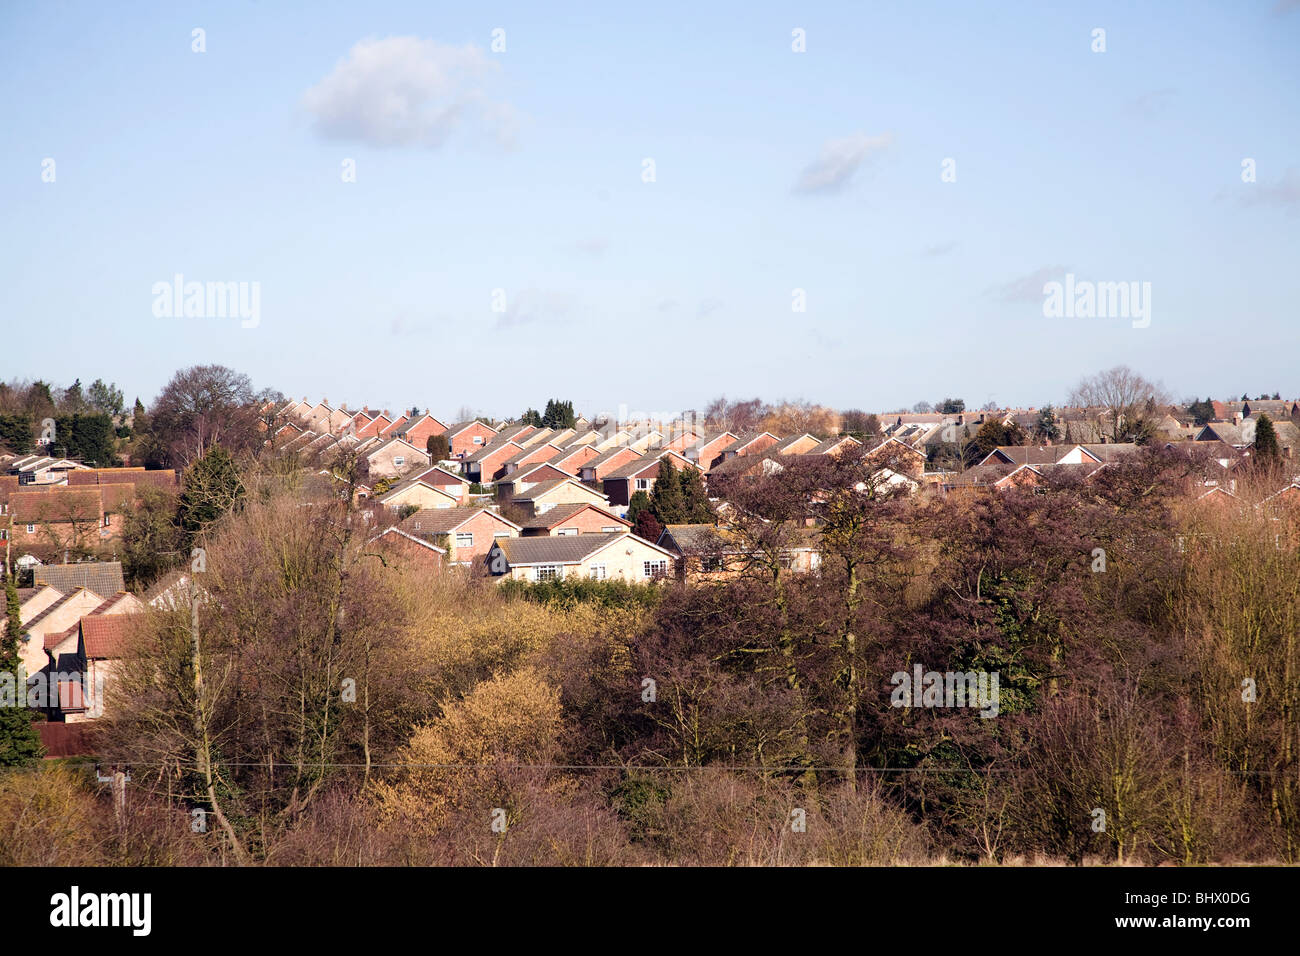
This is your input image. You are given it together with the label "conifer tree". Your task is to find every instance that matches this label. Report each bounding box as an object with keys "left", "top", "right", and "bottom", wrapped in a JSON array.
[
  {"left": 0, "top": 573, "right": 44, "bottom": 767},
  {"left": 1254, "top": 414, "right": 1280, "bottom": 464},
  {"left": 649, "top": 459, "right": 685, "bottom": 524},
  {"left": 678, "top": 466, "right": 714, "bottom": 522}
]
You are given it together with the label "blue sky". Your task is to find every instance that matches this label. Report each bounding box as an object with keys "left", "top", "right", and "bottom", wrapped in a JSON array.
[{"left": 2, "top": 1, "right": 1297, "bottom": 421}]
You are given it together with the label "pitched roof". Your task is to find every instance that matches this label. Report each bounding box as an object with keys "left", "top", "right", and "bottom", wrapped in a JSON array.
[
  {"left": 81, "top": 615, "right": 140, "bottom": 658},
  {"left": 34, "top": 562, "right": 125, "bottom": 597},
  {"left": 511, "top": 478, "right": 608, "bottom": 503},
  {"left": 503, "top": 462, "right": 576, "bottom": 485},
  {"left": 400, "top": 507, "right": 521, "bottom": 535},
  {"left": 369, "top": 526, "right": 447, "bottom": 554},
  {"left": 463, "top": 440, "right": 524, "bottom": 463},
  {"left": 445, "top": 420, "right": 500, "bottom": 438},
  {"left": 408, "top": 465, "right": 467, "bottom": 486},
  {"left": 516, "top": 502, "right": 630, "bottom": 530},
  {"left": 493, "top": 531, "right": 671, "bottom": 565}
]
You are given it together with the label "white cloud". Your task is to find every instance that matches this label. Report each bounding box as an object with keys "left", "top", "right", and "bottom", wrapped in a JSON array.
[
  {"left": 992, "top": 265, "right": 1070, "bottom": 303},
  {"left": 1241, "top": 167, "right": 1300, "bottom": 210},
  {"left": 303, "top": 36, "right": 516, "bottom": 149},
  {"left": 496, "top": 289, "right": 574, "bottom": 329},
  {"left": 922, "top": 241, "right": 958, "bottom": 257},
  {"left": 793, "top": 132, "right": 893, "bottom": 194}
]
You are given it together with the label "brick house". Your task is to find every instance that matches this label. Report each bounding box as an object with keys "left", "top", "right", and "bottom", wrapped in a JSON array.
[
  {"left": 602, "top": 451, "right": 697, "bottom": 507},
  {"left": 578, "top": 446, "right": 641, "bottom": 484},
  {"left": 368, "top": 526, "right": 446, "bottom": 571},
  {"left": 399, "top": 506, "right": 521, "bottom": 565},
  {"left": 362, "top": 438, "right": 430, "bottom": 480},
  {"left": 462, "top": 440, "right": 525, "bottom": 484},
  {"left": 683, "top": 432, "right": 739, "bottom": 472},
  {"left": 445, "top": 421, "right": 501, "bottom": 460},
  {"left": 495, "top": 463, "right": 576, "bottom": 500},
  {"left": 510, "top": 478, "right": 611, "bottom": 516},
  {"left": 397, "top": 413, "right": 449, "bottom": 450},
  {"left": 517, "top": 502, "right": 631, "bottom": 537}
]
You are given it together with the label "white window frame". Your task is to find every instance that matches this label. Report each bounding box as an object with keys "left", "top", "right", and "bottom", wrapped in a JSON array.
[
  {"left": 643, "top": 559, "right": 667, "bottom": 579},
  {"left": 556, "top": 527, "right": 578, "bottom": 536},
  {"left": 26, "top": 523, "right": 36, "bottom": 534},
  {"left": 455, "top": 532, "right": 474, "bottom": 549},
  {"left": 635, "top": 478, "right": 650, "bottom": 491},
  {"left": 589, "top": 564, "right": 607, "bottom": 580},
  {"left": 602, "top": 526, "right": 623, "bottom": 533},
  {"left": 393, "top": 456, "right": 406, "bottom": 467},
  {"left": 535, "top": 564, "right": 562, "bottom": 582}
]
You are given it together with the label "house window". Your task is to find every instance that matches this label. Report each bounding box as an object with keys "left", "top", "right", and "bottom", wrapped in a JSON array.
[
  {"left": 493, "top": 531, "right": 512, "bottom": 539},
  {"left": 26, "top": 524, "right": 35, "bottom": 534},
  {"left": 455, "top": 532, "right": 474, "bottom": 549},
  {"left": 701, "top": 556, "right": 724, "bottom": 573},
  {"left": 643, "top": 560, "right": 668, "bottom": 579},
  {"left": 536, "top": 565, "right": 562, "bottom": 581},
  {"left": 589, "top": 564, "right": 607, "bottom": 580},
  {"left": 103, "top": 514, "right": 111, "bottom": 528},
  {"left": 602, "top": 526, "right": 622, "bottom": 533},
  {"left": 0, "top": 530, "right": 6, "bottom": 541},
  {"left": 556, "top": 527, "right": 578, "bottom": 536},
  {"left": 394, "top": 456, "right": 406, "bottom": 467},
  {"left": 473, "top": 436, "right": 484, "bottom": 445},
  {"left": 635, "top": 479, "right": 650, "bottom": 491}
]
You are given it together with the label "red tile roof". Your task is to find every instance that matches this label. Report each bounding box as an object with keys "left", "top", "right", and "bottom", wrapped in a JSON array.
[{"left": 81, "top": 615, "right": 140, "bottom": 658}]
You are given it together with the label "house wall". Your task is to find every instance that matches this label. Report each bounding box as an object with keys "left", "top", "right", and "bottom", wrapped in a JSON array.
[
  {"left": 384, "top": 483, "right": 459, "bottom": 511},
  {"left": 540, "top": 509, "right": 628, "bottom": 536},
  {"left": 446, "top": 511, "right": 518, "bottom": 564},
  {"left": 505, "top": 538, "right": 671, "bottom": 582},
  {"left": 529, "top": 483, "right": 609, "bottom": 513},
  {"left": 367, "top": 444, "right": 429, "bottom": 479},
  {"left": 449, "top": 422, "right": 498, "bottom": 459},
  {"left": 403, "top": 418, "right": 447, "bottom": 448},
  {"left": 20, "top": 590, "right": 104, "bottom": 675},
  {"left": 467, "top": 445, "right": 520, "bottom": 483}
]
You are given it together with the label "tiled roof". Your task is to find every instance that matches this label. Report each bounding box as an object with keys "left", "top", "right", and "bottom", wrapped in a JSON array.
[
  {"left": 82, "top": 615, "right": 139, "bottom": 658},
  {"left": 494, "top": 532, "right": 628, "bottom": 565},
  {"left": 463, "top": 440, "right": 523, "bottom": 463},
  {"left": 511, "top": 479, "right": 607, "bottom": 502},
  {"left": 34, "top": 562, "right": 125, "bottom": 597},
  {"left": 516, "top": 502, "right": 629, "bottom": 530},
  {"left": 400, "top": 507, "right": 516, "bottom": 535}
]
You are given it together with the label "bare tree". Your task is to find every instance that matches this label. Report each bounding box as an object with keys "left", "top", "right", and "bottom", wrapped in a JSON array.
[
  {"left": 1068, "top": 366, "right": 1170, "bottom": 443},
  {"left": 148, "top": 365, "right": 261, "bottom": 466}
]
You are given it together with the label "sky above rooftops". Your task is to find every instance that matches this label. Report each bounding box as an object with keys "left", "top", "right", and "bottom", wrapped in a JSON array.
[{"left": 2, "top": 1, "right": 1297, "bottom": 419}]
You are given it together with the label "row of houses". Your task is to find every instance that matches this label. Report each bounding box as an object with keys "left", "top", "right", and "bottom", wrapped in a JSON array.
[{"left": 0, "top": 463, "right": 180, "bottom": 561}]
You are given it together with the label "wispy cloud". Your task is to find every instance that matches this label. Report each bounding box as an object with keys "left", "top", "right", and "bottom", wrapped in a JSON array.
[
  {"left": 991, "top": 265, "right": 1069, "bottom": 303},
  {"left": 303, "top": 36, "right": 517, "bottom": 149},
  {"left": 793, "top": 132, "right": 894, "bottom": 194},
  {"left": 572, "top": 238, "right": 610, "bottom": 256},
  {"left": 696, "top": 298, "right": 724, "bottom": 319},
  {"left": 922, "top": 241, "right": 958, "bottom": 257},
  {"left": 1128, "top": 88, "right": 1176, "bottom": 119},
  {"left": 1241, "top": 167, "right": 1300, "bottom": 210},
  {"left": 495, "top": 289, "right": 574, "bottom": 329}
]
